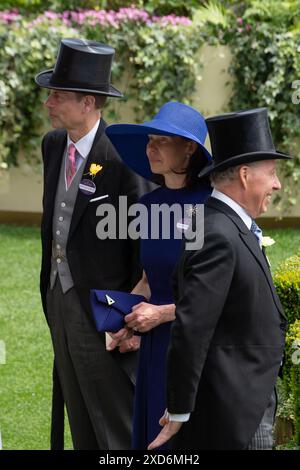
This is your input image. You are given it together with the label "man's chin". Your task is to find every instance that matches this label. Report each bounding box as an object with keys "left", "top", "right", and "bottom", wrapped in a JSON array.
[
  {"left": 263, "top": 199, "right": 272, "bottom": 213},
  {"left": 49, "top": 118, "right": 63, "bottom": 129},
  {"left": 259, "top": 204, "right": 269, "bottom": 216}
]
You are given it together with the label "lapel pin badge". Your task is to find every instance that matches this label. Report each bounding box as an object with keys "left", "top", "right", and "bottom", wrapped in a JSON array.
[{"left": 79, "top": 163, "right": 103, "bottom": 195}]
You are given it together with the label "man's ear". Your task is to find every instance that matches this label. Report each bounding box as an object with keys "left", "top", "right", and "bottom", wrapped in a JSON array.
[
  {"left": 238, "top": 165, "right": 251, "bottom": 190},
  {"left": 83, "top": 95, "right": 96, "bottom": 113}
]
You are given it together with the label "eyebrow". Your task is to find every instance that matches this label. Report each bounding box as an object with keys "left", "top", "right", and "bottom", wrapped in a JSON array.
[{"left": 52, "top": 91, "right": 69, "bottom": 97}]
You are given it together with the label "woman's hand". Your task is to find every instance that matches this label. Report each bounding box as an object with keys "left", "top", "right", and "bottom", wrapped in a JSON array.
[
  {"left": 106, "top": 327, "right": 133, "bottom": 351},
  {"left": 106, "top": 329, "right": 141, "bottom": 353},
  {"left": 125, "top": 302, "right": 164, "bottom": 333},
  {"left": 118, "top": 335, "right": 141, "bottom": 353}
]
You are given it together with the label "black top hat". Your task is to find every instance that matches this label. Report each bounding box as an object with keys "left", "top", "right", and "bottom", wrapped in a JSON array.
[
  {"left": 198, "top": 108, "right": 292, "bottom": 178},
  {"left": 35, "top": 38, "right": 123, "bottom": 98}
]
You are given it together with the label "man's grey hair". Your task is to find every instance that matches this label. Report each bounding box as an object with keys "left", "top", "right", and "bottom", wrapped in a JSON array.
[
  {"left": 210, "top": 166, "right": 240, "bottom": 187},
  {"left": 210, "top": 161, "right": 260, "bottom": 187}
]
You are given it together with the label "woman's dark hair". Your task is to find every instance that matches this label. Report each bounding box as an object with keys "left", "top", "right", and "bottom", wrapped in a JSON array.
[{"left": 151, "top": 138, "right": 211, "bottom": 189}]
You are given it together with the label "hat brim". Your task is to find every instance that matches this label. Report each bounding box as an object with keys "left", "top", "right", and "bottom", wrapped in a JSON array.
[
  {"left": 35, "top": 69, "right": 123, "bottom": 98},
  {"left": 106, "top": 121, "right": 212, "bottom": 181},
  {"left": 198, "top": 150, "right": 292, "bottom": 179}
]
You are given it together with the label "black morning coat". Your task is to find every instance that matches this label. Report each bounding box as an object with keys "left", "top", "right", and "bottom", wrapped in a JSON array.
[
  {"left": 40, "top": 119, "right": 150, "bottom": 449},
  {"left": 168, "top": 197, "right": 287, "bottom": 450}
]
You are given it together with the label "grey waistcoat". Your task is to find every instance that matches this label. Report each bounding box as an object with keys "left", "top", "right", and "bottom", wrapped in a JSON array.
[{"left": 50, "top": 150, "right": 86, "bottom": 293}]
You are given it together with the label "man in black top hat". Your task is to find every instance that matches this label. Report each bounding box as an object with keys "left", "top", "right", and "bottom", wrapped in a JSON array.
[
  {"left": 148, "top": 108, "right": 291, "bottom": 450},
  {"left": 36, "top": 38, "right": 152, "bottom": 450}
]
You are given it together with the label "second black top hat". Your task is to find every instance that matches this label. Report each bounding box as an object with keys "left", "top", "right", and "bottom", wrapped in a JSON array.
[{"left": 198, "top": 108, "right": 291, "bottom": 177}]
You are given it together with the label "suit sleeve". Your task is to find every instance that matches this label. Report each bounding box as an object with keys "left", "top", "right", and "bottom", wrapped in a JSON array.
[
  {"left": 119, "top": 162, "right": 145, "bottom": 289},
  {"left": 39, "top": 133, "right": 54, "bottom": 319},
  {"left": 167, "top": 231, "right": 235, "bottom": 413},
  {"left": 39, "top": 135, "right": 48, "bottom": 316}
]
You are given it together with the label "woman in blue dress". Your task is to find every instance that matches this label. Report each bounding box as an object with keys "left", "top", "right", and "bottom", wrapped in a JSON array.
[{"left": 106, "top": 101, "right": 212, "bottom": 450}]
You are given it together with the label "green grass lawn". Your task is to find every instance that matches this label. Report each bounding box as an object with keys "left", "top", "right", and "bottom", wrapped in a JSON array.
[
  {"left": 0, "top": 224, "right": 73, "bottom": 450},
  {"left": 0, "top": 224, "right": 299, "bottom": 450},
  {"left": 262, "top": 229, "right": 300, "bottom": 273}
]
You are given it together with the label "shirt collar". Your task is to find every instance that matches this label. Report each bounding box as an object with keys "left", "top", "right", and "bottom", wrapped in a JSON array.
[
  {"left": 67, "top": 118, "right": 100, "bottom": 159},
  {"left": 211, "top": 188, "right": 252, "bottom": 230}
]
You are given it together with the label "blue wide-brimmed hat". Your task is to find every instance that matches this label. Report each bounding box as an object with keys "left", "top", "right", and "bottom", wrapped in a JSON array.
[{"left": 105, "top": 101, "right": 212, "bottom": 180}]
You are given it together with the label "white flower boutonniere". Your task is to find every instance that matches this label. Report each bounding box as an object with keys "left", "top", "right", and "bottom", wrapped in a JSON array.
[
  {"left": 261, "top": 236, "right": 275, "bottom": 268},
  {"left": 262, "top": 236, "right": 275, "bottom": 248}
]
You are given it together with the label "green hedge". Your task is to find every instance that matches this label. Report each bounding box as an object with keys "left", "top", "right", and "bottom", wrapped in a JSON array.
[
  {"left": 274, "top": 252, "right": 300, "bottom": 447},
  {"left": 0, "top": 1, "right": 299, "bottom": 209},
  {"left": 274, "top": 253, "right": 300, "bottom": 326},
  {"left": 286, "top": 321, "right": 300, "bottom": 446},
  {"left": 196, "top": 0, "right": 300, "bottom": 211},
  {"left": 0, "top": 11, "right": 201, "bottom": 167},
  {"left": 0, "top": 20, "right": 78, "bottom": 166},
  {"left": 0, "top": 0, "right": 203, "bottom": 16}
]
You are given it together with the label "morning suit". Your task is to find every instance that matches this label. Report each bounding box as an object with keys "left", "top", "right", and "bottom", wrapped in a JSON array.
[
  {"left": 167, "top": 196, "right": 286, "bottom": 450},
  {"left": 40, "top": 118, "right": 151, "bottom": 449}
]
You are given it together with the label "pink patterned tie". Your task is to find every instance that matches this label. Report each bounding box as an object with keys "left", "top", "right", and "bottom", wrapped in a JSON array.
[{"left": 66, "top": 143, "right": 77, "bottom": 189}]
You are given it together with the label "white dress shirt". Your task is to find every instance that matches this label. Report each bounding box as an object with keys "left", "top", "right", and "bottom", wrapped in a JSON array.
[
  {"left": 211, "top": 188, "right": 252, "bottom": 230},
  {"left": 65, "top": 118, "right": 100, "bottom": 189}
]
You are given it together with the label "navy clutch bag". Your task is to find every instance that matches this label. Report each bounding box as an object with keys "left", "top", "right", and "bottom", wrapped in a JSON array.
[{"left": 90, "top": 289, "right": 146, "bottom": 333}]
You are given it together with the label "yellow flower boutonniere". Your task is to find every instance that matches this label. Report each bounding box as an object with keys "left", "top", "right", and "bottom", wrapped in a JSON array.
[
  {"left": 89, "top": 163, "right": 103, "bottom": 177},
  {"left": 262, "top": 236, "right": 276, "bottom": 248}
]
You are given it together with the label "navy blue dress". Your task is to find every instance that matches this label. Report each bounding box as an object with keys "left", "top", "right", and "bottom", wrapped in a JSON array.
[{"left": 132, "top": 185, "right": 211, "bottom": 450}]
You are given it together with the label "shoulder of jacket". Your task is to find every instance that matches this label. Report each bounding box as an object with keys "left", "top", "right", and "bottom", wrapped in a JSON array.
[
  {"left": 94, "top": 131, "right": 122, "bottom": 163},
  {"left": 204, "top": 208, "right": 241, "bottom": 243},
  {"left": 43, "top": 129, "right": 66, "bottom": 144}
]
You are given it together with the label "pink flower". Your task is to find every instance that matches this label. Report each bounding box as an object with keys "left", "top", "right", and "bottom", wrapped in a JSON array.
[
  {"left": 152, "top": 14, "right": 191, "bottom": 26},
  {"left": 1, "top": 7, "right": 192, "bottom": 29},
  {"left": 0, "top": 9, "right": 21, "bottom": 24}
]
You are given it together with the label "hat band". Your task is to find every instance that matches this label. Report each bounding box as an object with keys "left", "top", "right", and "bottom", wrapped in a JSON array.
[{"left": 49, "top": 76, "right": 111, "bottom": 92}]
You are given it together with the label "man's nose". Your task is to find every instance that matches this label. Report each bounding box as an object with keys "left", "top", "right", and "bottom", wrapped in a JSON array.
[
  {"left": 44, "top": 95, "right": 52, "bottom": 107},
  {"left": 273, "top": 174, "right": 281, "bottom": 190}
]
